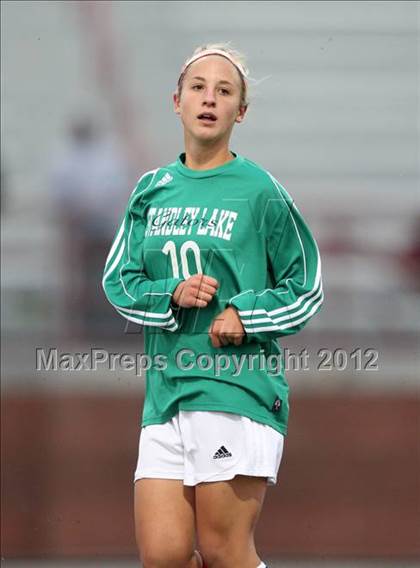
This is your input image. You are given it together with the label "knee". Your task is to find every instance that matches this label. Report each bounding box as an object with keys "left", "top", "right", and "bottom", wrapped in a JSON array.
[
  {"left": 140, "top": 544, "right": 194, "bottom": 568},
  {"left": 198, "top": 543, "right": 225, "bottom": 567},
  {"left": 199, "top": 531, "right": 253, "bottom": 568}
]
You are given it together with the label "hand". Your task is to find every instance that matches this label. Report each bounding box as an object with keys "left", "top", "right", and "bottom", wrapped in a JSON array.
[
  {"left": 172, "top": 274, "right": 219, "bottom": 308},
  {"left": 208, "top": 306, "right": 246, "bottom": 348}
]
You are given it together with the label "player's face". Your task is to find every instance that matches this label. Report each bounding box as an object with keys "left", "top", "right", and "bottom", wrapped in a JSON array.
[{"left": 173, "top": 55, "right": 247, "bottom": 146}]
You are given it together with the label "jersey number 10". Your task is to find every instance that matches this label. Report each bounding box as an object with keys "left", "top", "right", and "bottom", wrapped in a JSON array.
[{"left": 162, "top": 240, "right": 203, "bottom": 279}]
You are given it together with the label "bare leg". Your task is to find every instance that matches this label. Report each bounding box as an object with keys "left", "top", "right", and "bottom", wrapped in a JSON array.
[
  {"left": 196, "top": 475, "right": 267, "bottom": 568},
  {"left": 134, "top": 478, "right": 201, "bottom": 568}
]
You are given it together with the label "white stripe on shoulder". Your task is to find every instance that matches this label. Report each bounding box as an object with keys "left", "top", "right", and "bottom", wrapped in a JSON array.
[
  {"left": 104, "top": 168, "right": 159, "bottom": 271},
  {"left": 128, "top": 168, "right": 160, "bottom": 207},
  {"left": 119, "top": 214, "right": 137, "bottom": 302},
  {"left": 105, "top": 220, "right": 125, "bottom": 268},
  {"left": 103, "top": 240, "right": 125, "bottom": 284},
  {"left": 266, "top": 172, "right": 307, "bottom": 286}
]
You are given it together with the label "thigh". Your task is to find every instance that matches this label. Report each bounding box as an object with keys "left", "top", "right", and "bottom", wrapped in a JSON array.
[
  {"left": 196, "top": 474, "right": 266, "bottom": 536},
  {"left": 195, "top": 475, "right": 267, "bottom": 566},
  {"left": 180, "top": 411, "right": 278, "bottom": 565},
  {"left": 133, "top": 418, "right": 197, "bottom": 566},
  {"left": 134, "top": 479, "right": 196, "bottom": 566}
]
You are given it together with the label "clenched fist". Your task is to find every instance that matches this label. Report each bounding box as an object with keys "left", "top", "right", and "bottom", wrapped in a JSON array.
[
  {"left": 172, "top": 273, "right": 219, "bottom": 309},
  {"left": 208, "top": 306, "right": 246, "bottom": 348}
]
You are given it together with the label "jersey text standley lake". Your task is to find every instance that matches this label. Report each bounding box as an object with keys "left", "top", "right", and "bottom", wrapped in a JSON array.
[{"left": 145, "top": 206, "right": 239, "bottom": 241}]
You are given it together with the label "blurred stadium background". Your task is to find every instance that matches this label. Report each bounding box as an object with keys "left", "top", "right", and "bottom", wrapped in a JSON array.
[{"left": 1, "top": 1, "right": 419, "bottom": 566}]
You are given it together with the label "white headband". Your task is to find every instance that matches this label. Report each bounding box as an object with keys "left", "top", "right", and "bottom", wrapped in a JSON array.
[{"left": 178, "top": 49, "right": 249, "bottom": 84}]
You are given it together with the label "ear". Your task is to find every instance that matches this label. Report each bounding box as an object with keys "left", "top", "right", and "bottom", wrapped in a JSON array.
[
  {"left": 173, "top": 91, "right": 181, "bottom": 115},
  {"left": 235, "top": 104, "right": 248, "bottom": 124}
]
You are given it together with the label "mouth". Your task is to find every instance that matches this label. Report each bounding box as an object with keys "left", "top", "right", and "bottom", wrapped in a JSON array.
[{"left": 197, "top": 112, "right": 217, "bottom": 124}]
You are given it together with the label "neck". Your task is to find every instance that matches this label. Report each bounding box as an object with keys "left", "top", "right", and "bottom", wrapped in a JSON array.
[{"left": 183, "top": 136, "right": 234, "bottom": 170}]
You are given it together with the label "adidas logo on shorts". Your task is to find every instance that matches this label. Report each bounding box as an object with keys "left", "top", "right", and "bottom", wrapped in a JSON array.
[{"left": 213, "top": 445, "right": 232, "bottom": 459}]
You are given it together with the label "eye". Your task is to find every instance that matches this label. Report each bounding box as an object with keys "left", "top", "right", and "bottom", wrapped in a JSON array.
[
  {"left": 219, "top": 88, "right": 230, "bottom": 95},
  {"left": 192, "top": 84, "right": 204, "bottom": 90}
]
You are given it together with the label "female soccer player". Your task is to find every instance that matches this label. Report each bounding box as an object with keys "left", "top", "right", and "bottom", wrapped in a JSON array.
[{"left": 103, "top": 43, "right": 323, "bottom": 568}]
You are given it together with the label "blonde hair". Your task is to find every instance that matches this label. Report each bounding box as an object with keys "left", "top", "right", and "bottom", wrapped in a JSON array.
[{"left": 177, "top": 42, "right": 250, "bottom": 109}]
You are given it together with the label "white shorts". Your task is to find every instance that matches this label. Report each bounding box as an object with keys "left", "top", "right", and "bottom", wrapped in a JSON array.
[{"left": 133, "top": 410, "right": 285, "bottom": 486}]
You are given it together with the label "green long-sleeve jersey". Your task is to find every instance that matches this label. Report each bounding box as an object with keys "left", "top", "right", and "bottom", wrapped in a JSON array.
[{"left": 102, "top": 152, "right": 323, "bottom": 436}]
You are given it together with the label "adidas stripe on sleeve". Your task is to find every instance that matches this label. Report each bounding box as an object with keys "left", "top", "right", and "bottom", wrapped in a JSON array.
[
  {"left": 102, "top": 170, "right": 184, "bottom": 332},
  {"left": 227, "top": 174, "right": 323, "bottom": 342}
]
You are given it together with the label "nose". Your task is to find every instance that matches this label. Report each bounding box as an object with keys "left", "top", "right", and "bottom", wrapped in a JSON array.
[{"left": 202, "top": 87, "right": 216, "bottom": 107}]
